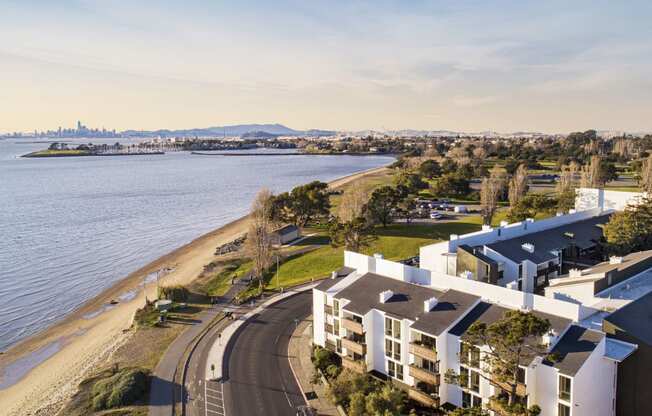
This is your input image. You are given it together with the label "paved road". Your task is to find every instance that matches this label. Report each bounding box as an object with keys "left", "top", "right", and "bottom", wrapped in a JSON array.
[{"left": 222, "top": 292, "right": 312, "bottom": 416}]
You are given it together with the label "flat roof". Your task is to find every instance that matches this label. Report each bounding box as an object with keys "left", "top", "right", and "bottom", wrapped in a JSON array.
[
  {"left": 584, "top": 250, "right": 652, "bottom": 276},
  {"left": 410, "top": 290, "right": 480, "bottom": 336},
  {"left": 486, "top": 214, "right": 611, "bottom": 264},
  {"left": 546, "top": 325, "right": 604, "bottom": 377}
]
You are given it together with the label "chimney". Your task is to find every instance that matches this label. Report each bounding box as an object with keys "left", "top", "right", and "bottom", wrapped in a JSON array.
[
  {"left": 521, "top": 243, "right": 535, "bottom": 253},
  {"left": 331, "top": 271, "right": 338, "bottom": 279},
  {"left": 424, "top": 297, "right": 438, "bottom": 312},
  {"left": 379, "top": 290, "right": 393, "bottom": 303},
  {"left": 543, "top": 329, "right": 559, "bottom": 349},
  {"left": 569, "top": 268, "right": 583, "bottom": 277},
  {"left": 610, "top": 256, "right": 624, "bottom": 265}
]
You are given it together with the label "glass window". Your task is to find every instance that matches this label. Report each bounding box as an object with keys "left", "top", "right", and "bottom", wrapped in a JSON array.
[
  {"left": 333, "top": 299, "right": 339, "bottom": 314},
  {"left": 333, "top": 319, "right": 340, "bottom": 335},
  {"left": 385, "top": 317, "right": 392, "bottom": 336},
  {"left": 472, "top": 395, "right": 482, "bottom": 408},
  {"left": 396, "top": 363, "right": 404, "bottom": 380},
  {"left": 336, "top": 338, "right": 342, "bottom": 353},
  {"left": 559, "top": 375, "right": 572, "bottom": 401},
  {"left": 460, "top": 343, "right": 469, "bottom": 364},
  {"left": 385, "top": 338, "right": 393, "bottom": 358},
  {"left": 460, "top": 366, "right": 469, "bottom": 388},
  {"left": 393, "top": 341, "right": 401, "bottom": 361},
  {"left": 388, "top": 360, "right": 396, "bottom": 377},
  {"left": 517, "top": 367, "right": 526, "bottom": 384},
  {"left": 470, "top": 346, "right": 480, "bottom": 367},
  {"left": 462, "top": 392, "right": 471, "bottom": 408},
  {"left": 470, "top": 371, "right": 480, "bottom": 393},
  {"left": 393, "top": 320, "right": 401, "bottom": 339},
  {"left": 558, "top": 403, "right": 570, "bottom": 416}
]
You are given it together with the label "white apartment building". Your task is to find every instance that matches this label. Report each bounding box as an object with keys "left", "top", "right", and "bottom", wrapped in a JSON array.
[{"left": 313, "top": 251, "right": 643, "bottom": 415}]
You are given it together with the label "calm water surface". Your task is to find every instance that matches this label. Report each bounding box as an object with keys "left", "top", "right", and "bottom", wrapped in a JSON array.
[{"left": 0, "top": 138, "right": 393, "bottom": 351}]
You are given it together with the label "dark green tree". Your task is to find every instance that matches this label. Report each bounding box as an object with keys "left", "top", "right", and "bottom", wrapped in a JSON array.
[
  {"left": 367, "top": 186, "right": 400, "bottom": 227},
  {"left": 419, "top": 159, "right": 442, "bottom": 179},
  {"left": 603, "top": 197, "right": 652, "bottom": 255}
]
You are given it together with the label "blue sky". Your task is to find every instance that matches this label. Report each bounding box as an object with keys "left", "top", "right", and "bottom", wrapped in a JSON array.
[{"left": 1, "top": 0, "right": 651, "bottom": 133}]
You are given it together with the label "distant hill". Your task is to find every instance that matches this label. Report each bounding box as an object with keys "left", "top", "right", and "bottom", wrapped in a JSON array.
[
  {"left": 240, "top": 130, "right": 279, "bottom": 139},
  {"left": 122, "top": 123, "right": 335, "bottom": 138}
]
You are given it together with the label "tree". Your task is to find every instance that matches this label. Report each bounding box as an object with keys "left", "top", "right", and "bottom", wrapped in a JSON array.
[
  {"left": 338, "top": 186, "right": 369, "bottom": 223},
  {"left": 640, "top": 154, "right": 652, "bottom": 194},
  {"left": 507, "top": 194, "right": 556, "bottom": 223},
  {"left": 431, "top": 174, "right": 471, "bottom": 198},
  {"left": 556, "top": 164, "right": 577, "bottom": 213},
  {"left": 447, "top": 407, "right": 489, "bottom": 416},
  {"left": 446, "top": 310, "right": 551, "bottom": 414},
  {"left": 367, "top": 186, "right": 400, "bottom": 227},
  {"left": 329, "top": 217, "right": 375, "bottom": 252},
  {"left": 364, "top": 384, "right": 405, "bottom": 416},
  {"left": 603, "top": 196, "right": 652, "bottom": 255},
  {"left": 508, "top": 164, "right": 528, "bottom": 207},
  {"left": 271, "top": 181, "right": 331, "bottom": 227},
  {"left": 394, "top": 172, "right": 428, "bottom": 195},
  {"left": 580, "top": 155, "right": 604, "bottom": 188},
  {"left": 419, "top": 159, "right": 442, "bottom": 179},
  {"left": 245, "top": 189, "right": 275, "bottom": 288},
  {"left": 480, "top": 177, "right": 500, "bottom": 226}
]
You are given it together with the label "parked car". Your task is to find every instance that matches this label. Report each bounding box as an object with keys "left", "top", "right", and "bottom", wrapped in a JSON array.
[{"left": 430, "top": 211, "right": 444, "bottom": 219}]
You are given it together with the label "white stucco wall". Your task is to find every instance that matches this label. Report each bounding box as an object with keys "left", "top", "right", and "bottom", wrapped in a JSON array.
[
  {"left": 572, "top": 338, "right": 617, "bottom": 416},
  {"left": 312, "top": 288, "right": 326, "bottom": 347},
  {"left": 575, "top": 188, "right": 644, "bottom": 212}
]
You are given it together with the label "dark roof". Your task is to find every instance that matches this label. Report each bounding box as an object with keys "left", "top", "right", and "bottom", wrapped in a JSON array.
[
  {"left": 314, "top": 266, "right": 356, "bottom": 292},
  {"left": 546, "top": 325, "right": 604, "bottom": 376},
  {"left": 584, "top": 250, "right": 652, "bottom": 276},
  {"left": 411, "top": 290, "right": 480, "bottom": 336},
  {"left": 604, "top": 290, "right": 652, "bottom": 345},
  {"left": 275, "top": 224, "right": 299, "bottom": 235},
  {"left": 449, "top": 302, "right": 571, "bottom": 337},
  {"left": 486, "top": 214, "right": 611, "bottom": 264},
  {"left": 335, "top": 273, "right": 444, "bottom": 320}
]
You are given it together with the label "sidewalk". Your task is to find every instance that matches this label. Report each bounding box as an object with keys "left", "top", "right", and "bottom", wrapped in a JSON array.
[{"left": 288, "top": 319, "right": 339, "bottom": 416}]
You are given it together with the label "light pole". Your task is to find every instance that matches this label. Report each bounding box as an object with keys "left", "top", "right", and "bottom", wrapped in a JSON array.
[{"left": 276, "top": 254, "right": 281, "bottom": 292}]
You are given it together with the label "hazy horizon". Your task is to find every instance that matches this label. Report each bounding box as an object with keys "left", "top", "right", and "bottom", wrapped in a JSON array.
[{"left": 2, "top": 1, "right": 651, "bottom": 133}]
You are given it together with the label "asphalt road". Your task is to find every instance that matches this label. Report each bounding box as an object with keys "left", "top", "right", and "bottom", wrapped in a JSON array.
[{"left": 222, "top": 292, "right": 312, "bottom": 416}]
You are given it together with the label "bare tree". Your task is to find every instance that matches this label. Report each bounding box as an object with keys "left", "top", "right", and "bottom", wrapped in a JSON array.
[
  {"left": 641, "top": 155, "right": 652, "bottom": 194},
  {"left": 245, "top": 189, "right": 275, "bottom": 288},
  {"left": 508, "top": 164, "right": 528, "bottom": 207},
  {"left": 580, "top": 155, "right": 603, "bottom": 188},
  {"left": 337, "top": 186, "right": 369, "bottom": 222},
  {"left": 480, "top": 177, "right": 501, "bottom": 226}
]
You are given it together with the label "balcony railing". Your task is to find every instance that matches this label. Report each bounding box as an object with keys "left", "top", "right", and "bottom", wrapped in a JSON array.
[
  {"left": 342, "top": 337, "right": 366, "bottom": 355},
  {"left": 324, "top": 304, "right": 334, "bottom": 315},
  {"left": 324, "top": 340, "right": 337, "bottom": 352},
  {"left": 409, "top": 342, "right": 438, "bottom": 362},
  {"left": 408, "top": 388, "right": 440, "bottom": 408},
  {"left": 342, "top": 356, "right": 366, "bottom": 373},
  {"left": 342, "top": 317, "right": 364, "bottom": 334},
  {"left": 409, "top": 364, "right": 440, "bottom": 385},
  {"left": 495, "top": 380, "right": 527, "bottom": 398}
]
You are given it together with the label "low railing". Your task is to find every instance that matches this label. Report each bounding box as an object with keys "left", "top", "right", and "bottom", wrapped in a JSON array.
[
  {"left": 342, "top": 317, "right": 364, "bottom": 334},
  {"left": 409, "top": 342, "right": 438, "bottom": 362},
  {"left": 324, "top": 304, "right": 334, "bottom": 315},
  {"left": 342, "top": 337, "right": 366, "bottom": 355},
  {"left": 408, "top": 388, "right": 440, "bottom": 408},
  {"left": 342, "top": 356, "right": 367, "bottom": 373},
  {"left": 409, "top": 364, "right": 440, "bottom": 385},
  {"left": 495, "top": 380, "right": 527, "bottom": 398}
]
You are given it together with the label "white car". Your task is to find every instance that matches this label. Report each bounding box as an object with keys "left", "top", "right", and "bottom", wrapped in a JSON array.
[{"left": 430, "top": 212, "right": 443, "bottom": 220}]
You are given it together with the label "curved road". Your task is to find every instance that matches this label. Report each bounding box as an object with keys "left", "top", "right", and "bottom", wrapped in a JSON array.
[{"left": 221, "top": 292, "right": 312, "bottom": 416}]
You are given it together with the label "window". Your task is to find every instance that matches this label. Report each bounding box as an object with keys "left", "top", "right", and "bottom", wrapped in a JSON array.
[
  {"left": 469, "top": 346, "right": 480, "bottom": 367},
  {"left": 393, "top": 320, "right": 401, "bottom": 339},
  {"left": 462, "top": 392, "right": 471, "bottom": 408},
  {"left": 333, "top": 319, "right": 340, "bottom": 336},
  {"left": 558, "top": 403, "right": 570, "bottom": 416},
  {"left": 393, "top": 341, "right": 401, "bottom": 361},
  {"left": 388, "top": 360, "right": 396, "bottom": 377},
  {"left": 333, "top": 299, "right": 339, "bottom": 315},
  {"left": 385, "top": 338, "right": 393, "bottom": 358},
  {"left": 460, "top": 366, "right": 469, "bottom": 386},
  {"left": 559, "top": 375, "right": 571, "bottom": 401},
  {"left": 324, "top": 322, "right": 333, "bottom": 334},
  {"left": 460, "top": 343, "right": 470, "bottom": 364},
  {"left": 517, "top": 367, "right": 526, "bottom": 384},
  {"left": 470, "top": 371, "right": 480, "bottom": 393},
  {"left": 422, "top": 358, "right": 438, "bottom": 373},
  {"left": 336, "top": 338, "right": 342, "bottom": 353},
  {"left": 472, "top": 395, "right": 482, "bottom": 408},
  {"left": 396, "top": 363, "right": 404, "bottom": 380},
  {"left": 385, "top": 317, "right": 392, "bottom": 336}
]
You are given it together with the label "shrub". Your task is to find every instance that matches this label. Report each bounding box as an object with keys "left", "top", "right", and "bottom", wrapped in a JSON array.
[
  {"left": 325, "top": 364, "right": 341, "bottom": 379},
  {"left": 90, "top": 368, "right": 148, "bottom": 410},
  {"left": 158, "top": 285, "right": 189, "bottom": 302},
  {"left": 312, "top": 346, "right": 337, "bottom": 372}
]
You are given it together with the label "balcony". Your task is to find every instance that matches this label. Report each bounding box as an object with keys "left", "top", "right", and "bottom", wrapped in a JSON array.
[
  {"left": 342, "top": 356, "right": 366, "bottom": 373},
  {"left": 409, "top": 365, "right": 440, "bottom": 385},
  {"left": 324, "top": 304, "right": 333, "bottom": 315},
  {"left": 342, "top": 317, "right": 364, "bottom": 334},
  {"left": 342, "top": 337, "right": 366, "bottom": 355},
  {"left": 495, "top": 380, "right": 527, "bottom": 397},
  {"left": 409, "top": 342, "right": 438, "bottom": 362},
  {"left": 408, "top": 388, "right": 440, "bottom": 408},
  {"left": 324, "top": 340, "right": 337, "bottom": 352}
]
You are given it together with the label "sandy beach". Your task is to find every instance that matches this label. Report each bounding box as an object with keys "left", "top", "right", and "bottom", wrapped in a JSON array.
[{"left": 0, "top": 166, "right": 388, "bottom": 416}]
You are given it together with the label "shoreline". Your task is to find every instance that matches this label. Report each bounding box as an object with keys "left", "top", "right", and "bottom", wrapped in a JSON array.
[{"left": 0, "top": 165, "right": 390, "bottom": 414}]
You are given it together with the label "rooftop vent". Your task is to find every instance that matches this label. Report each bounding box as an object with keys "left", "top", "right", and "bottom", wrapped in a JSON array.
[
  {"left": 331, "top": 271, "right": 338, "bottom": 279},
  {"left": 424, "top": 297, "right": 438, "bottom": 312},
  {"left": 521, "top": 243, "right": 535, "bottom": 253},
  {"left": 569, "top": 268, "right": 583, "bottom": 277},
  {"left": 374, "top": 253, "right": 384, "bottom": 260},
  {"left": 379, "top": 290, "right": 393, "bottom": 303},
  {"left": 610, "top": 256, "right": 624, "bottom": 265},
  {"left": 543, "top": 329, "right": 559, "bottom": 349}
]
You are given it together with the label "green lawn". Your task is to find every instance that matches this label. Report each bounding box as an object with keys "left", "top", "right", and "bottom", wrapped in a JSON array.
[
  {"left": 203, "top": 258, "right": 252, "bottom": 296},
  {"left": 266, "top": 218, "right": 483, "bottom": 289}
]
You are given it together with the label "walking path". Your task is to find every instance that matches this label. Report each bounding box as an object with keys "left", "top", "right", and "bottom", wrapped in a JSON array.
[{"left": 288, "top": 319, "right": 339, "bottom": 416}]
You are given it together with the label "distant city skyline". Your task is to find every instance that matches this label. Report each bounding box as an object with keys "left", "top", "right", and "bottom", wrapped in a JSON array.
[{"left": 2, "top": 1, "right": 651, "bottom": 133}]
